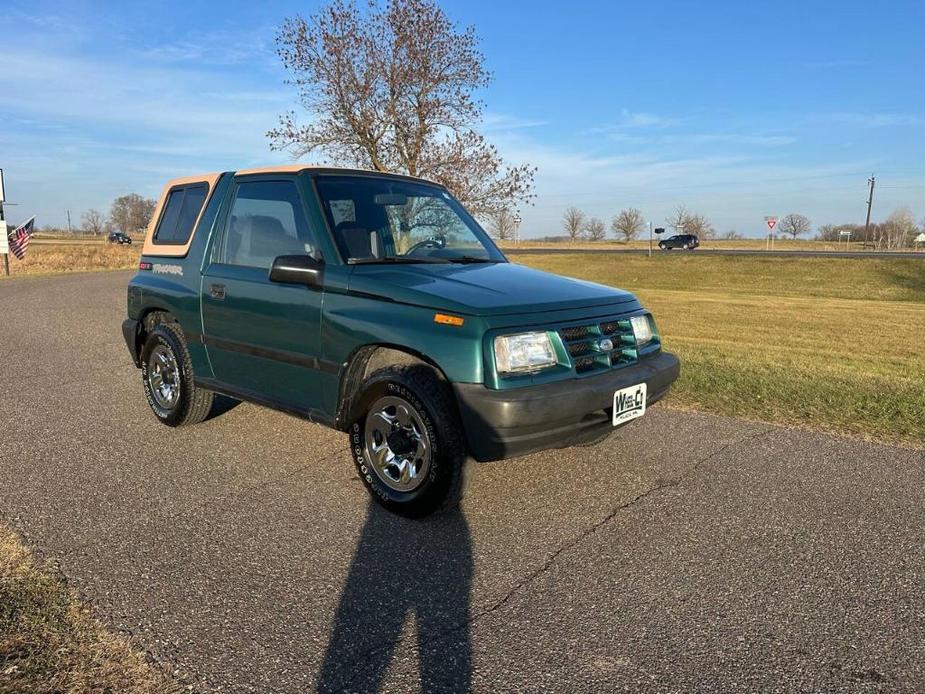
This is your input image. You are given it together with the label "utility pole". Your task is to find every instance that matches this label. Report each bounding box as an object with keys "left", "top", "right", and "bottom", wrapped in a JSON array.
[
  {"left": 864, "top": 174, "right": 876, "bottom": 241},
  {"left": 67, "top": 209, "right": 72, "bottom": 234},
  {"left": 647, "top": 221, "right": 653, "bottom": 258}
]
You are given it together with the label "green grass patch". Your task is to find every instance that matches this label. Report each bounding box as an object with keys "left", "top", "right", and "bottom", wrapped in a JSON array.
[{"left": 517, "top": 254, "right": 925, "bottom": 446}]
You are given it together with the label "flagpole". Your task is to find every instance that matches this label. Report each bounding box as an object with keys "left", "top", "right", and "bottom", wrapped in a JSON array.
[{"left": 0, "top": 201, "right": 8, "bottom": 277}]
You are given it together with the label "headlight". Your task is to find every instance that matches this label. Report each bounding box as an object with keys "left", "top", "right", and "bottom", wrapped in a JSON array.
[
  {"left": 630, "top": 314, "right": 656, "bottom": 345},
  {"left": 494, "top": 332, "right": 557, "bottom": 374}
]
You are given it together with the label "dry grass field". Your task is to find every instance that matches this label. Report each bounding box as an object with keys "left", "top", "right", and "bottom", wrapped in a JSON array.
[
  {"left": 0, "top": 526, "right": 177, "bottom": 693},
  {"left": 517, "top": 253, "right": 925, "bottom": 447},
  {"left": 1, "top": 242, "right": 140, "bottom": 278}
]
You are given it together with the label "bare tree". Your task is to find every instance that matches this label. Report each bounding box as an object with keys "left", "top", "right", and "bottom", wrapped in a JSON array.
[
  {"left": 611, "top": 208, "right": 644, "bottom": 242},
  {"left": 721, "top": 230, "right": 743, "bottom": 240},
  {"left": 81, "top": 208, "right": 106, "bottom": 235},
  {"left": 689, "top": 214, "right": 715, "bottom": 239},
  {"left": 562, "top": 207, "right": 585, "bottom": 242},
  {"left": 780, "top": 213, "right": 811, "bottom": 239},
  {"left": 666, "top": 205, "right": 689, "bottom": 233},
  {"left": 270, "top": 0, "right": 535, "bottom": 216},
  {"left": 487, "top": 208, "right": 517, "bottom": 241},
  {"left": 585, "top": 217, "right": 606, "bottom": 241},
  {"left": 110, "top": 194, "right": 156, "bottom": 234},
  {"left": 882, "top": 207, "right": 917, "bottom": 249}
]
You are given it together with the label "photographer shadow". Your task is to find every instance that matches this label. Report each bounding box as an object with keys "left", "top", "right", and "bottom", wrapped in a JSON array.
[{"left": 318, "top": 502, "right": 473, "bottom": 693}]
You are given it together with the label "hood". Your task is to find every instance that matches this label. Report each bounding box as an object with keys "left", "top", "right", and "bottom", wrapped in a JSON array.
[{"left": 346, "top": 261, "right": 636, "bottom": 316}]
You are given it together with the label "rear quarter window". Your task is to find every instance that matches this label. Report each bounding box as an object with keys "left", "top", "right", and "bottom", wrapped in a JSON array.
[{"left": 153, "top": 184, "right": 208, "bottom": 245}]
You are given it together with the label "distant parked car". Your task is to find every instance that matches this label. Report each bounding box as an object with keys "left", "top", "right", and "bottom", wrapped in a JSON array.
[
  {"left": 108, "top": 232, "right": 133, "bottom": 245},
  {"left": 659, "top": 234, "right": 699, "bottom": 250}
]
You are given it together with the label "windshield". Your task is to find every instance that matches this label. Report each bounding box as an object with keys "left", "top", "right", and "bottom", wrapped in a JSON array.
[{"left": 314, "top": 175, "right": 506, "bottom": 264}]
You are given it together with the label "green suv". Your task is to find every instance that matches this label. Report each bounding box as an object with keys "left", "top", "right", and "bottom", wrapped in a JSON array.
[{"left": 122, "top": 166, "right": 680, "bottom": 516}]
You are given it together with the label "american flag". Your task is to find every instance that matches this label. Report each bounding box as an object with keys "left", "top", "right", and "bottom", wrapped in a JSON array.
[{"left": 8, "top": 217, "right": 34, "bottom": 260}]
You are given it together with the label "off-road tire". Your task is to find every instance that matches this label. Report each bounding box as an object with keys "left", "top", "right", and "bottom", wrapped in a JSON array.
[
  {"left": 349, "top": 364, "right": 467, "bottom": 518},
  {"left": 140, "top": 322, "right": 214, "bottom": 427}
]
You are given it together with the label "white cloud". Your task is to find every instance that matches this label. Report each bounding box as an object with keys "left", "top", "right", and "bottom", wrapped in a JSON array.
[
  {"left": 684, "top": 134, "right": 797, "bottom": 147},
  {"left": 583, "top": 109, "right": 682, "bottom": 137},
  {"left": 822, "top": 113, "right": 923, "bottom": 128},
  {"left": 0, "top": 32, "right": 297, "bottom": 226},
  {"left": 481, "top": 112, "right": 549, "bottom": 132},
  {"left": 618, "top": 109, "right": 680, "bottom": 128}
]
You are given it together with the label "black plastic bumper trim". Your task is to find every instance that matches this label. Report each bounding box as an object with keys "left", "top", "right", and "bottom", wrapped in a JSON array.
[
  {"left": 454, "top": 351, "right": 681, "bottom": 462},
  {"left": 122, "top": 318, "right": 141, "bottom": 367}
]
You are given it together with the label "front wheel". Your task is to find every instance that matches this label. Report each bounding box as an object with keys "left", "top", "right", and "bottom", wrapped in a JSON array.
[{"left": 349, "top": 364, "right": 467, "bottom": 518}]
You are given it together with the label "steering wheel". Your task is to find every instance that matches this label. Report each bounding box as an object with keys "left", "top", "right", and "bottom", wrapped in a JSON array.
[{"left": 405, "top": 236, "right": 446, "bottom": 256}]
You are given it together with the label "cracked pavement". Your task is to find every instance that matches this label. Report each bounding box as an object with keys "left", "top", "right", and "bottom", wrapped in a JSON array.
[{"left": 2, "top": 271, "right": 925, "bottom": 693}]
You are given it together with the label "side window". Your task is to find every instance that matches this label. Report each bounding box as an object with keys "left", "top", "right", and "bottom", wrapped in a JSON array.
[
  {"left": 154, "top": 184, "right": 208, "bottom": 244},
  {"left": 222, "top": 180, "right": 316, "bottom": 269}
]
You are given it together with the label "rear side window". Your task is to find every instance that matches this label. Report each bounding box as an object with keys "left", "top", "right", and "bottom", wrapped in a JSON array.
[{"left": 153, "top": 184, "right": 208, "bottom": 245}]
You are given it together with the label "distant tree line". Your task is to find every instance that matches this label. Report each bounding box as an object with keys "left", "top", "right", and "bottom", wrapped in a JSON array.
[
  {"left": 556, "top": 204, "right": 717, "bottom": 243},
  {"left": 50, "top": 193, "right": 157, "bottom": 236},
  {"left": 817, "top": 207, "right": 920, "bottom": 249},
  {"left": 540, "top": 204, "right": 923, "bottom": 248}
]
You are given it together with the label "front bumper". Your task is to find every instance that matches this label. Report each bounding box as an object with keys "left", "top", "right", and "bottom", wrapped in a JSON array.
[{"left": 454, "top": 351, "right": 680, "bottom": 462}]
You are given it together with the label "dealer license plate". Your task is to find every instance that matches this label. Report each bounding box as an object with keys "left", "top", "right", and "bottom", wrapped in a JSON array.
[{"left": 613, "top": 383, "right": 647, "bottom": 426}]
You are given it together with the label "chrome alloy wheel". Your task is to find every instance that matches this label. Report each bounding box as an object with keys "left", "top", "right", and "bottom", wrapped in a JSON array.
[
  {"left": 364, "top": 395, "right": 432, "bottom": 492},
  {"left": 148, "top": 344, "right": 180, "bottom": 410}
]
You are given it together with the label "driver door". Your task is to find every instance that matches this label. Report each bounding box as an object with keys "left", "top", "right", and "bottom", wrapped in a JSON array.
[{"left": 201, "top": 176, "right": 325, "bottom": 415}]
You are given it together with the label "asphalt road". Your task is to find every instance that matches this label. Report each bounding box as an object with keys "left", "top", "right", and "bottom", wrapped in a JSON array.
[
  {"left": 2, "top": 271, "right": 924, "bottom": 693},
  {"left": 507, "top": 247, "right": 925, "bottom": 259}
]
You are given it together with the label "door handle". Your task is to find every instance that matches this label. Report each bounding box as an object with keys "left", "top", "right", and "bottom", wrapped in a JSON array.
[{"left": 209, "top": 283, "right": 226, "bottom": 300}]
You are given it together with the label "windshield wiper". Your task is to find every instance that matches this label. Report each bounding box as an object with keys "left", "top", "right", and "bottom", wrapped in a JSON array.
[
  {"left": 446, "top": 256, "right": 499, "bottom": 264},
  {"left": 348, "top": 256, "right": 451, "bottom": 265}
]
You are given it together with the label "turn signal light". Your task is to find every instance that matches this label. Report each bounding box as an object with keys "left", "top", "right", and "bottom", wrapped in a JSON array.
[{"left": 434, "top": 313, "right": 464, "bottom": 327}]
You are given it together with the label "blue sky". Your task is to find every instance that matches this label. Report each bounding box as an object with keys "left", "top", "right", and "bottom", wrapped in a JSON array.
[{"left": 2, "top": 0, "right": 925, "bottom": 237}]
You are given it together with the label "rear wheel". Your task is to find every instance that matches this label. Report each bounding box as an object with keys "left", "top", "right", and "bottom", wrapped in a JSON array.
[
  {"left": 140, "top": 322, "right": 214, "bottom": 427},
  {"left": 349, "top": 364, "right": 466, "bottom": 518}
]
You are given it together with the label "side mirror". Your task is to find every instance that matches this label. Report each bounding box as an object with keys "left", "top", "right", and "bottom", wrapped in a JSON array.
[{"left": 269, "top": 254, "right": 324, "bottom": 287}]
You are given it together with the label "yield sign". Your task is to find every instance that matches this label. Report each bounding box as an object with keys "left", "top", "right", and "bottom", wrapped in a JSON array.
[{"left": 765, "top": 216, "right": 778, "bottom": 231}]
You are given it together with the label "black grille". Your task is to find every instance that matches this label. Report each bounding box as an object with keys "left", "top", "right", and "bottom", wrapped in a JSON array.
[
  {"left": 559, "top": 325, "right": 590, "bottom": 341},
  {"left": 574, "top": 356, "right": 596, "bottom": 373},
  {"left": 556, "top": 317, "right": 640, "bottom": 375}
]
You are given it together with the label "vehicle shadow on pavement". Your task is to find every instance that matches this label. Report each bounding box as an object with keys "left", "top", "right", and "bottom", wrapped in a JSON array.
[
  {"left": 204, "top": 394, "right": 241, "bottom": 421},
  {"left": 317, "top": 502, "right": 473, "bottom": 693}
]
